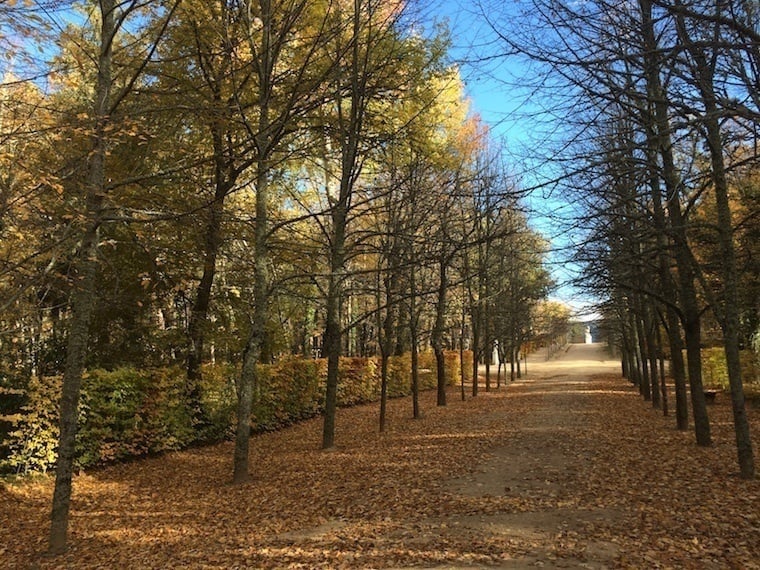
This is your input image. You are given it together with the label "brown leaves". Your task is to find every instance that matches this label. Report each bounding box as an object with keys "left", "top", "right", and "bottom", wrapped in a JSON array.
[{"left": 1, "top": 373, "right": 758, "bottom": 569}]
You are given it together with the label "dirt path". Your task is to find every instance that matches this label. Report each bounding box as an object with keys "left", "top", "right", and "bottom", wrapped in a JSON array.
[
  {"left": 432, "top": 343, "right": 623, "bottom": 569},
  {"left": 281, "top": 343, "right": 628, "bottom": 570}
]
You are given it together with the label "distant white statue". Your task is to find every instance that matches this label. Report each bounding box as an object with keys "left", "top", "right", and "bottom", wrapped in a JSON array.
[{"left": 585, "top": 326, "right": 592, "bottom": 344}]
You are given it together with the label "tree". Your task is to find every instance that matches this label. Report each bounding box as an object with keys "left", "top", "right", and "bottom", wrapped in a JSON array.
[
  {"left": 45, "top": 0, "right": 180, "bottom": 552},
  {"left": 492, "top": 213, "right": 551, "bottom": 382},
  {"left": 232, "top": 0, "right": 336, "bottom": 483},
  {"left": 667, "top": 0, "right": 755, "bottom": 478},
  {"left": 637, "top": 0, "right": 711, "bottom": 444},
  {"left": 484, "top": 0, "right": 716, "bottom": 446},
  {"left": 320, "top": 0, "right": 427, "bottom": 449},
  {"left": 170, "top": 0, "right": 254, "bottom": 418},
  {"left": 48, "top": 0, "right": 121, "bottom": 551}
]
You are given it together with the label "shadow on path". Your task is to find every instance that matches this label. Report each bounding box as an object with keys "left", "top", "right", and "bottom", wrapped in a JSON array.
[{"left": 425, "top": 343, "right": 624, "bottom": 569}]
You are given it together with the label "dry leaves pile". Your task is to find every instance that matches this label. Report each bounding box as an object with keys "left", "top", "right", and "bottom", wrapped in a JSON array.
[{"left": 1, "top": 372, "right": 758, "bottom": 569}]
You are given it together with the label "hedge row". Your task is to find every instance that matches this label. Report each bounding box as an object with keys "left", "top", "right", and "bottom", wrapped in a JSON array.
[
  {"left": 700, "top": 348, "right": 759, "bottom": 389},
  {"left": 1, "top": 350, "right": 471, "bottom": 475},
  {"left": 684, "top": 348, "right": 759, "bottom": 389}
]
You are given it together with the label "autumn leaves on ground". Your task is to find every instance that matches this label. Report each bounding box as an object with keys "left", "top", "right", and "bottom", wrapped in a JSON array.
[{"left": 3, "top": 344, "right": 759, "bottom": 569}]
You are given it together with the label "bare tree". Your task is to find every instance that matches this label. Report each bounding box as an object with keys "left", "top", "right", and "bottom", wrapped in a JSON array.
[{"left": 668, "top": 0, "right": 754, "bottom": 479}]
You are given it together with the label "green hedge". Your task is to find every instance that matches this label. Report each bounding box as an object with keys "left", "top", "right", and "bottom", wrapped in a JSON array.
[
  {"left": 1, "top": 350, "right": 470, "bottom": 474},
  {"left": 684, "top": 348, "right": 759, "bottom": 389}
]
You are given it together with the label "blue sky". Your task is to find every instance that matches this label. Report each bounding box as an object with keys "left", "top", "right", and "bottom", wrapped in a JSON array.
[{"left": 421, "top": 0, "right": 600, "bottom": 318}]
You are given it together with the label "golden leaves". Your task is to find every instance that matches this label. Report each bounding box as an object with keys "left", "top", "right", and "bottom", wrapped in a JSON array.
[{"left": 1, "top": 373, "right": 758, "bottom": 569}]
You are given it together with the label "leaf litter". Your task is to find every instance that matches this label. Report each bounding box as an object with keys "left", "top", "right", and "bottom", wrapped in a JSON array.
[{"left": 1, "top": 369, "right": 758, "bottom": 569}]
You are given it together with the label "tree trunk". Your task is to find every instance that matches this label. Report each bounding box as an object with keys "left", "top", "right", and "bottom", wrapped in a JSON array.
[
  {"left": 322, "top": 0, "right": 368, "bottom": 450},
  {"left": 634, "top": 298, "right": 652, "bottom": 401},
  {"left": 379, "top": 352, "right": 389, "bottom": 432},
  {"left": 459, "top": 285, "right": 466, "bottom": 402},
  {"left": 618, "top": 311, "right": 633, "bottom": 381},
  {"left": 322, "top": 206, "right": 346, "bottom": 449},
  {"left": 234, "top": 327, "right": 259, "bottom": 483},
  {"left": 186, "top": 126, "right": 230, "bottom": 427},
  {"left": 484, "top": 281, "right": 491, "bottom": 392},
  {"left": 471, "top": 310, "right": 480, "bottom": 396},
  {"left": 644, "top": 305, "right": 660, "bottom": 409},
  {"left": 645, "top": 117, "right": 688, "bottom": 428},
  {"left": 674, "top": 8, "right": 754, "bottom": 476},
  {"left": 411, "top": 333, "right": 420, "bottom": 417},
  {"left": 655, "top": 319, "right": 668, "bottom": 417},
  {"left": 484, "top": 341, "right": 491, "bottom": 392},
  {"left": 379, "top": 264, "right": 397, "bottom": 432},
  {"left": 459, "top": 335, "right": 466, "bottom": 401},
  {"left": 703, "top": 115, "right": 755, "bottom": 477},
  {"left": 432, "top": 258, "right": 447, "bottom": 406},
  {"left": 49, "top": 227, "right": 101, "bottom": 555},
  {"left": 410, "top": 263, "right": 421, "bottom": 417},
  {"left": 232, "top": 152, "right": 269, "bottom": 483},
  {"left": 49, "top": 0, "right": 114, "bottom": 554},
  {"left": 516, "top": 346, "right": 522, "bottom": 378},
  {"left": 322, "top": 267, "right": 343, "bottom": 449},
  {"left": 638, "top": 0, "right": 711, "bottom": 446},
  {"left": 233, "top": 0, "right": 278, "bottom": 481}
]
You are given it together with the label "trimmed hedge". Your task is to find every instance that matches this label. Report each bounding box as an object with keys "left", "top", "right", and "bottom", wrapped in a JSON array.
[
  {"left": 1, "top": 350, "right": 471, "bottom": 474},
  {"left": 688, "top": 348, "right": 759, "bottom": 389}
]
